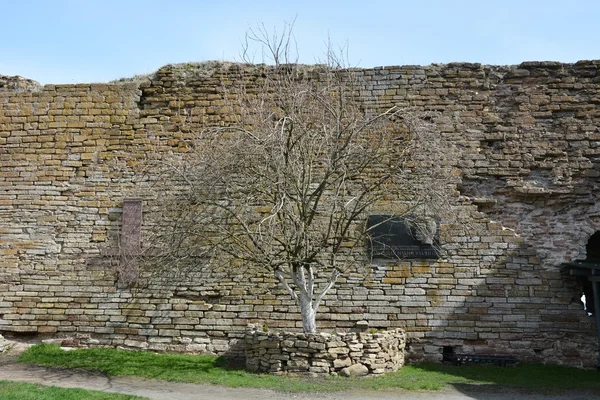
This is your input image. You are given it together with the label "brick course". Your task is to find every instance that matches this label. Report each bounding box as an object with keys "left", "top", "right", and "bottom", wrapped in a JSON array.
[{"left": 1, "top": 60, "right": 599, "bottom": 366}]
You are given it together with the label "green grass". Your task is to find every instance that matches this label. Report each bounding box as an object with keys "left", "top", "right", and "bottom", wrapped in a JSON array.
[
  {"left": 0, "top": 380, "right": 146, "bottom": 400},
  {"left": 18, "top": 344, "right": 600, "bottom": 393}
]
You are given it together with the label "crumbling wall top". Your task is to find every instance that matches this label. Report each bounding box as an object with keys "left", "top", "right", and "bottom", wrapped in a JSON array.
[{"left": 0, "top": 74, "right": 41, "bottom": 92}]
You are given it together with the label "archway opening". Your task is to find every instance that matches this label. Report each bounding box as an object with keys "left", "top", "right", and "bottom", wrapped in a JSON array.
[
  {"left": 566, "top": 231, "right": 600, "bottom": 368},
  {"left": 586, "top": 232, "right": 600, "bottom": 261},
  {"left": 582, "top": 232, "right": 600, "bottom": 315}
]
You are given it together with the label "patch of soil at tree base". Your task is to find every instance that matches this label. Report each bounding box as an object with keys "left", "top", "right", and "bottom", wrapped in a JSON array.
[{"left": 0, "top": 340, "right": 32, "bottom": 366}]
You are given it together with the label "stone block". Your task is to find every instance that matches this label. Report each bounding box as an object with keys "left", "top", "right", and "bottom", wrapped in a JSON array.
[
  {"left": 340, "top": 363, "right": 369, "bottom": 377},
  {"left": 333, "top": 358, "right": 352, "bottom": 369}
]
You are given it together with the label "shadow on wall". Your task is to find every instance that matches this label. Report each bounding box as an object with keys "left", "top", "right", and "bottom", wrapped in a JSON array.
[
  {"left": 220, "top": 337, "right": 246, "bottom": 368},
  {"left": 403, "top": 209, "right": 598, "bottom": 368},
  {"left": 436, "top": 265, "right": 596, "bottom": 368}
]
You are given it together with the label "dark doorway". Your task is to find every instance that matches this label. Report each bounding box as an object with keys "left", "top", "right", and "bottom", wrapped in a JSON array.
[
  {"left": 583, "top": 232, "right": 600, "bottom": 315},
  {"left": 587, "top": 232, "right": 600, "bottom": 262},
  {"left": 565, "top": 231, "right": 600, "bottom": 368}
]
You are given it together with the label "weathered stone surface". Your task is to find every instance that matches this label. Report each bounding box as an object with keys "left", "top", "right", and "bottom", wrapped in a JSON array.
[
  {"left": 333, "top": 358, "right": 352, "bottom": 368},
  {"left": 0, "top": 335, "right": 7, "bottom": 354},
  {"left": 340, "top": 363, "right": 369, "bottom": 377},
  {"left": 245, "top": 329, "right": 405, "bottom": 376},
  {"left": 0, "top": 74, "right": 40, "bottom": 91},
  {"left": 0, "top": 60, "right": 599, "bottom": 367},
  {"left": 356, "top": 320, "right": 369, "bottom": 331}
]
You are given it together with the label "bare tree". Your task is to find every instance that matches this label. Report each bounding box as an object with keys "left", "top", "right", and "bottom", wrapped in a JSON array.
[{"left": 137, "top": 24, "right": 457, "bottom": 333}]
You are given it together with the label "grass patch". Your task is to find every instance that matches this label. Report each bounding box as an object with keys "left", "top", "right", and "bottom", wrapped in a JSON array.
[
  {"left": 0, "top": 380, "right": 146, "bottom": 400},
  {"left": 413, "top": 363, "right": 600, "bottom": 391},
  {"left": 18, "top": 344, "right": 600, "bottom": 393}
]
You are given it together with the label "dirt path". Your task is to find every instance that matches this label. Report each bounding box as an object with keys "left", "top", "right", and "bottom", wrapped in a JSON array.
[{"left": 0, "top": 343, "right": 598, "bottom": 400}]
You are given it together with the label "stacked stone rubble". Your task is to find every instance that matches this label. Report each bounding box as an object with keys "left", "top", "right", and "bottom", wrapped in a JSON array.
[
  {"left": 245, "top": 328, "right": 405, "bottom": 375},
  {"left": 0, "top": 74, "right": 41, "bottom": 91}
]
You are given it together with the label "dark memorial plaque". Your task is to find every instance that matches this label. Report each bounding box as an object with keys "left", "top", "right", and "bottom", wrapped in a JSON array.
[{"left": 366, "top": 215, "right": 439, "bottom": 259}]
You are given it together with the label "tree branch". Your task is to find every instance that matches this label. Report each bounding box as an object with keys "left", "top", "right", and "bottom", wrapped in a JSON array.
[
  {"left": 313, "top": 268, "right": 340, "bottom": 311},
  {"left": 275, "top": 268, "right": 299, "bottom": 303}
]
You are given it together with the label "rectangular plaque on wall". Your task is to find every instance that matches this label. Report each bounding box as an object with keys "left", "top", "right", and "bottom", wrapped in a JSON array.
[
  {"left": 121, "top": 198, "right": 142, "bottom": 255},
  {"left": 117, "top": 198, "right": 143, "bottom": 287},
  {"left": 366, "top": 215, "right": 439, "bottom": 259}
]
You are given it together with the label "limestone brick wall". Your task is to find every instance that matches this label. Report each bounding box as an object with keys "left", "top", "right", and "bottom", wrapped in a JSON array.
[{"left": 0, "top": 60, "right": 599, "bottom": 367}]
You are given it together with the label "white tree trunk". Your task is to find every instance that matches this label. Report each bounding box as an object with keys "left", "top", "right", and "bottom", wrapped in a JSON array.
[
  {"left": 298, "top": 292, "right": 317, "bottom": 333},
  {"left": 275, "top": 265, "right": 339, "bottom": 334}
]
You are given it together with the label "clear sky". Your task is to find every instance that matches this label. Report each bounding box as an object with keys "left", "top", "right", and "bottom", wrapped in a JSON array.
[{"left": 1, "top": 0, "right": 598, "bottom": 84}]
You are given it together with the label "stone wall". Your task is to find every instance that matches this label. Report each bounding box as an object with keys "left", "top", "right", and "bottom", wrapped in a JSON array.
[
  {"left": 1, "top": 61, "right": 599, "bottom": 366},
  {"left": 245, "top": 327, "right": 406, "bottom": 376}
]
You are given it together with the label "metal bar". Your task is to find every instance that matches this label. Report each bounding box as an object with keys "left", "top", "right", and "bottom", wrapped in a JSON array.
[
  {"left": 443, "top": 353, "right": 518, "bottom": 366},
  {"left": 570, "top": 268, "right": 594, "bottom": 276},
  {"left": 564, "top": 262, "right": 600, "bottom": 270}
]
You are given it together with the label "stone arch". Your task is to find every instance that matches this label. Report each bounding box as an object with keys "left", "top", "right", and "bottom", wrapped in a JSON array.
[{"left": 572, "top": 202, "right": 600, "bottom": 262}]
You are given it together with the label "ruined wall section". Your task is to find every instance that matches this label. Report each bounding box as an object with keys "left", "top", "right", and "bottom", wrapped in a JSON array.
[
  {"left": 456, "top": 61, "right": 600, "bottom": 266},
  {"left": 138, "top": 61, "right": 600, "bottom": 264},
  {"left": 0, "top": 61, "right": 599, "bottom": 366},
  {"left": 0, "top": 82, "right": 143, "bottom": 334}
]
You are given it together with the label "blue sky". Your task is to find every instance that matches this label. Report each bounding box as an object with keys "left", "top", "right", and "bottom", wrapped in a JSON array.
[{"left": 1, "top": 0, "right": 598, "bottom": 84}]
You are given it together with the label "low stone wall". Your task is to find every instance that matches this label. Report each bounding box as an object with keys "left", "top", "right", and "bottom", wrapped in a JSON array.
[{"left": 245, "top": 328, "right": 406, "bottom": 376}]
